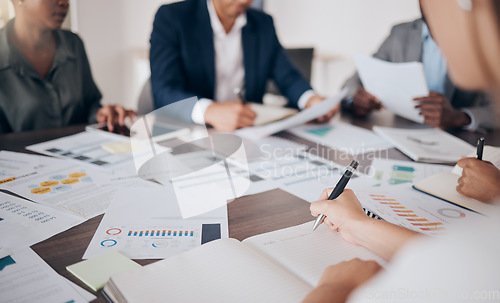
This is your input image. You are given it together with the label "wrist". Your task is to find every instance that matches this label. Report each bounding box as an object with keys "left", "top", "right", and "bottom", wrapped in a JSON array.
[
  {"left": 455, "top": 110, "right": 471, "bottom": 128},
  {"left": 349, "top": 217, "right": 378, "bottom": 247}
]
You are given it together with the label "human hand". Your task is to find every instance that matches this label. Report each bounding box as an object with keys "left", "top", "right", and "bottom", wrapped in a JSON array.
[
  {"left": 204, "top": 101, "right": 256, "bottom": 131},
  {"left": 457, "top": 157, "right": 500, "bottom": 203},
  {"left": 303, "top": 259, "right": 382, "bottom": 303},
  {"left": 96, "top": 105, "right": 136, "bottom": 132},
  {"left": 305, "top": 95, "right": 339, "bottom": 123},
  {"left": 310, "top": 189, "right": 370, "bottom": 245},
  {"left": 414, "top": 92, "right": 471, "bottom": 129},
  {"left": 351, "top": 87, "right": 382, "bottom": 117}
]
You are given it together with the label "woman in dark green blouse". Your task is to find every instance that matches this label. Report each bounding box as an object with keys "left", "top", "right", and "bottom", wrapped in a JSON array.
[{"left": 0, "top": 0, "right": 135, "bottom": 133}]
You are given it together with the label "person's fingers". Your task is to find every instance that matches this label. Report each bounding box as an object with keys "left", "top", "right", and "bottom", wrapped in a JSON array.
[
  {"left": 419, "top": 109, "right": 441, "bottom": 119},
  {"left": 456, "top": 157, "right": 476, "bottom": 168},
  {"left": 310, "top": 199, "right": 332, "bottom": 217},
  {"left": 242, "top": 106, "right": 257, "bottom": 119},
  {"left": 237, "top": 116, "right": 255, "bottom": 128},
  {"left": 126, "top": 110, "right": 137, "bottom": 123},
  {"left": 318, "top": 188, "right": 334, "bottom": 201},
  {"left": 371, "top": 98, "right": 382, "bottom": 110},
  {"left": 424, "top": 117, "right": 439, "bottom": 128},
  {"left": 324, "top": 218, "right": 334, "bottom": 227},
  {"left": 115, "top": 106, "right": 127, "bottom": 126}
]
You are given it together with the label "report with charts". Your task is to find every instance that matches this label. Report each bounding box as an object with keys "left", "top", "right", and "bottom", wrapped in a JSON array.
[
  {"left": 103, "top": 222, "right": 386, "bottom": 303},
  {"left": 0, "top": 192, "right": 83, "bottom": 258},
  {"left": 27, "top": 131, "right": 168, "bottom": 179},
  {"left": 0, "top": 248, "right": 95, "bottom": 303},
  {"left": 0, "top": 159, "right": 154, "bottom": 219},
  {"left": 367, "top": 158, "right": 450, "bottom": 187},
  {"left": 288, "top": 121, "right": 393, "bottom": 155},
  {"left": 353, "top": 185, "right": 483, "bottom": 236},
  {"left": 84, "top": 187, "right": 228, "bottom": 260}
]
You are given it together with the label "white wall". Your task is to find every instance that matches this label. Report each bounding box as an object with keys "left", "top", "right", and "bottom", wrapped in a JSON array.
[
  {"left": 73, "top": 0, "right": 175, "bottom": 109},
  {"left": 74, "top": 0, "right": 420, "bottom": 108},
  {"left": 265, "top": 0, "right": 421, "bottom": 95}
]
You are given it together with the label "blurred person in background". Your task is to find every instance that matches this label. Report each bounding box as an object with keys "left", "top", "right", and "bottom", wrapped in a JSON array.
[{"left": 0, "top": 0, "right": 135, "bottom": 134}]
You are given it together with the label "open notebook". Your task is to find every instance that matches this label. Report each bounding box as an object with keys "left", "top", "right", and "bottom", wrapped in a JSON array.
[
  {"left": 103, "top": 222, "right": 386, "bottom": 303},
  {"left": 414, "top": 145, "right": 500, "bottom": 214}
]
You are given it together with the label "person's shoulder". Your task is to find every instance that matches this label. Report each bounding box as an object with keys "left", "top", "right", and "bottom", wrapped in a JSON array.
[
  {"left": 246, "top": 8, "right": 274, "bottom": 28},
  {"left": 58, "top": 29, "right": 83, "bottom": 44},
  {"left": 57, "top": 30, "right": 88, "bottom": 56},
  {"left": 390, "top": 18, "right": 423, "bottom": 35},
  {"left": 156, "top": 0, "right": 196, "bottom": 18}
]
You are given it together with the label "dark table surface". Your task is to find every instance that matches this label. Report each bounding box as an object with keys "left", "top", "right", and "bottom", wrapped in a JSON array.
[{"left": 1, "top": 109, "right": 498, "bottom": 302}]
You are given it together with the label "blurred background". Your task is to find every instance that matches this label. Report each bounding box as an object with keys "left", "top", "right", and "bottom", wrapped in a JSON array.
[{"left": 0, "top": 0, "right": 420, "bottom": 110}]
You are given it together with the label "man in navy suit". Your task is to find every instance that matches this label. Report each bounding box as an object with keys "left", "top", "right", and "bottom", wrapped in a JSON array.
[{"left": 150, "top": 0, "right": 337, "bottom": 131}]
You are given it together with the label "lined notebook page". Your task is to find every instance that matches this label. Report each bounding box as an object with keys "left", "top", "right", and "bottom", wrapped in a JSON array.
[
  {"left": 110, "top": 238, "right": 312, "bottom": 303},
  {"left": 243, "top": 222, "right": 387, "bottom": 287}
]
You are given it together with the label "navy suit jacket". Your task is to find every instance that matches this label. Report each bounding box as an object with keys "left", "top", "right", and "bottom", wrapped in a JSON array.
[{"left": 150, "top": 0, "right": 312, "bottom": 123}]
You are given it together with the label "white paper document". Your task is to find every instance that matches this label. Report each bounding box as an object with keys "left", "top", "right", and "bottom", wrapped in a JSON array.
[
  {"left": 236, "top": 89, "right": 347, "bottom": 139},
  {"left": 1, "top": 160, "right": 154, "bottom": 219},
  {"left": 288, "top": 120, "right": 393, "bottom": 155},
  {"left": 373, "top": 126, "right": 475, "bottom": 163},
  {"left": 0, "top": 192, "right": 83, "bottom": 258},
  {"left": 355, "top": 185, "right": 482, "bottom": 236},
  {"left": 366, "top": 158, "right": 451, "bottom": 187},
  {"left": 27, "top": 131, "right": 167, "bottom": 179},
  {"left": 0, "top": 151, "right": 65, "bottom": 188},
  {"left": 248, "top": 152, "right": 350, "bottom": 202},
  {"left": 84, "top": 187, "right": 229, "bottom": 259},
  {"left": 354, "top": 54, "right": 427, "bottom": 123},
  {"left": 0, "top": 248, "right": 91, "bottom": 303}
]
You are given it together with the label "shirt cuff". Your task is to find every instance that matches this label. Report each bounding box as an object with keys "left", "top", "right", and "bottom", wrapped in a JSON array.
[
  {"left": 461, "top": 109, "right": 477, "bottom": 130},
  {"left": 191, "top": 98, "right": 214, "bottom": 124},
  {"left": 297, "top": 90, "right": 316, "bottom": 110}
]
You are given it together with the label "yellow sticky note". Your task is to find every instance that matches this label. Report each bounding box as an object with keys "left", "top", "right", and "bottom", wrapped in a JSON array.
[
  {"left": 66, "top": 251, "right": 141, "bottom": 291},
  {"left": 101, "top": 142, "right": 135, "bottom": 154}
]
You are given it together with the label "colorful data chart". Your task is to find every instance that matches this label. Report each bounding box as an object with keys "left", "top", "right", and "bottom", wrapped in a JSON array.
[
  {"left": 28, "top": 171, "right": 91, "bottom": 195},
  {"left": 305, "top": 126, "right": 334, "bottom": 137},
  {"left": 358, "top": 192, "right": 477, "bottom": 235}
]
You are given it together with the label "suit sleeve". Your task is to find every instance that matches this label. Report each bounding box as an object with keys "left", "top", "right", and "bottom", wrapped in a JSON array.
[
  {"left": 268, "top": 18, "right": 312, "bottom": 108},
  {"left": 342, "top": 27, "right": 397, "bottom": 99},
  {"left": 150, "top": 6, "right": 197, "bottom": 123}
]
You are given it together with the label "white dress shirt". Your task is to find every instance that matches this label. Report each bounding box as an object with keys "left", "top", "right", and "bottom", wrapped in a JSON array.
[{"left": 192, "top": 0, "right": 313, "bottom": 124}]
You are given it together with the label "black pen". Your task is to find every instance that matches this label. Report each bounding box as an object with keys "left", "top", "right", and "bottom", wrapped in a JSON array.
[
  {"left": 477, "top": 137, "right": 485, "bottom": 161},
  {"left": 312, "top": 160, "right": 359, "bottom": 231}
]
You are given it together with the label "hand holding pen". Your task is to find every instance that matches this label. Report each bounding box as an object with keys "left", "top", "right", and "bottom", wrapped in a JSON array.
[{"left": 312, "top": 160, "right": 359, "bottom": 231}]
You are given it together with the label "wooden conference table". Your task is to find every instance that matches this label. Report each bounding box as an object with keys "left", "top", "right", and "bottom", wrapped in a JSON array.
[{"left": 0, "top": 109, "right": 498, "bottom": 303}]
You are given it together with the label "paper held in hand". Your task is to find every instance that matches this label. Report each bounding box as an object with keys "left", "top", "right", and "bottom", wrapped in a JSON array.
[
  {"left": 235, "top": 89, "right": 347, "bottom": 139},
  {"left": 353, "top": 54, "right": 427, "bottom": 123}
]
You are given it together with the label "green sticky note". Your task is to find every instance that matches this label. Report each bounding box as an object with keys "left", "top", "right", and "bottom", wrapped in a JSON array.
[{"left": 67, "top": 251, "right": 141, "bottom": 291}]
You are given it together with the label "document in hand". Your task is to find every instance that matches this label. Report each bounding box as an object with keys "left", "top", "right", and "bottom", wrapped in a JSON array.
[
  {"left": 235, "top": 89, "right": 347, "bottom": 139},
  {"left": 103, "top": 222, "right": 386, "bottom": 303},
  {"left": 373, "top": 126, "right": 475, "bottom": 163},
  {"left": 414, "top": 146, "right": 500, "bottom": 214},
  {"left": 249, "top": 103, "right": 298, "bottom": 126},
  {"left": 353, "top": 54, "right": 427, "bottom": 123}
]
